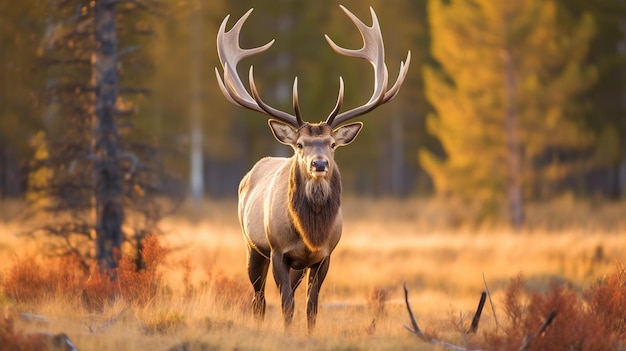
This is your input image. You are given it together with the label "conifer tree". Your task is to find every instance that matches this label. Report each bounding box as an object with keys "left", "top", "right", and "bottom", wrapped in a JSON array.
[
  {"left": 420, "top": 0, "right": 596, "bottom": 227},
  {"left": 27, "top": 0, "right": 168, "bottom": 271}
]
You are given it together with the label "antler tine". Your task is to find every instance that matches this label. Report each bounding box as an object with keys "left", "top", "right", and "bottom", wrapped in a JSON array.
[
  {"left": 216, "top": 9, "right": 303, "bottom": 127},
  {"left": 324, "top": 6, "right": 411, "bottom": 128},
  {"left": 216, "top": 10, "right": 270, "bottom": 113},
  {"left": 382, "top": 51, "right": 412, "bottom": 104},
  {"left": 326, "top": 77, "right": 345, "bottom": 125},
  {"left": 248, "top": 67, "right": 303, "bottom": 127},
  {"left": 293, "top": 77, "right": 304, "bottom": 127}
]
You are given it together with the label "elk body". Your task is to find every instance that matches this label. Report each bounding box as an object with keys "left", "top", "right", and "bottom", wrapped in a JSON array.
[{"left": 215, "top": 6, "right": 410, "bottom": 331}]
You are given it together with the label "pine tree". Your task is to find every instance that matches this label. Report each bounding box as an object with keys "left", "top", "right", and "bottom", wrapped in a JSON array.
[
  {"left": 27, "top": 0, "right": 168, "bottom": 271},
  {"left": 420, "top": 0, "right": 596, "bottom": 227}
]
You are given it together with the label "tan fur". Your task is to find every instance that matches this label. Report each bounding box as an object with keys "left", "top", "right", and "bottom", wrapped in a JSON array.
[
  {"left": 238, "top": 122, "right": 356, "bottom": 330},
  {"left": 218, "top": 6, "right": 409, "bottom": 331}
]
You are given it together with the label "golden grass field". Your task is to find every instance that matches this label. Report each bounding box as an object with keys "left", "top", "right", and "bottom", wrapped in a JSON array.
[{"left": 0, "top": 197, "right": 625, "bottom": 350}]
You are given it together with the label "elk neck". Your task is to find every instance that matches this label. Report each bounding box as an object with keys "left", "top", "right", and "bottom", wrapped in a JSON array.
[{"left": 287, "top": 158, "right": 341, "bottom": 251}]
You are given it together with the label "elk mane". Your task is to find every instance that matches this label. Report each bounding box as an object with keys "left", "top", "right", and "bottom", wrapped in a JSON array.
[{"left": 288, "top": 164, "right": 341, "bottom": 251}]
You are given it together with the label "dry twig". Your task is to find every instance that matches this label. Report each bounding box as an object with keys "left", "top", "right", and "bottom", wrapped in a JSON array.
[
  {"left": 20, "top": 312, "right": 49, "bottom": 324},
  {"left": 88, "top": 306, "right": 130, "bottom": 333},
  {"left": 482, "top": 272, "right": 500, "bottom": 330},
  {"left": 518, "top": 310, "right": 557, "bottom": 351},
  {"left": 403, "top": 283, "right": 483, "bottom": 351},
  {"left": 469, "top": 291, "right": 486, "bottom": 334}
]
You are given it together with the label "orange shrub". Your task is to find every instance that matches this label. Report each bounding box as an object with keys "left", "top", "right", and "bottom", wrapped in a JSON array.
[
  {"left": 480, "top": 266, "right": 626, "bottom": 350},
  {"left": 584, "top": 263, "right": 626, "bottom": 341},
  {"left": 82, "top": 269, "right": 120, "bottom": 312},
  {"left": 117, "top": 235, "right": 166, "bottom": 306},
  {"left": 3, "top": 255, "right": 49, "bottom": 304},
  {"left": 204, "top": 267, "right": 249, "bottom": 312},
  {"left": 3, "top": 254, "right": 87, "bottom": 304},
  {"left": 2, "top": 235, "right": 168, "bottom": 309}
]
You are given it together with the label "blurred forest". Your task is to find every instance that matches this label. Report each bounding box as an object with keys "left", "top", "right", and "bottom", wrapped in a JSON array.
[{"left": 1, "top": 0, "right": 626, "bottom": 222}]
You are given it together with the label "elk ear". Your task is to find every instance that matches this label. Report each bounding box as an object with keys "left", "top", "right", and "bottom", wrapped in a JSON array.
[
  {"left": 333, "top": 122, "right": 363, "bottom": 147},
  {"left": 268, "top": 119, "right": 298, "bottom": 145}
]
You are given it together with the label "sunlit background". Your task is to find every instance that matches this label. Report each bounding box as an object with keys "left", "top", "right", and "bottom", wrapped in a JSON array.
[
  {"left": 2, "top": 1, "right": 624, "bottom": 221},
  {"left": 1, "top": 1, "right": 626, "bottom": 349}
]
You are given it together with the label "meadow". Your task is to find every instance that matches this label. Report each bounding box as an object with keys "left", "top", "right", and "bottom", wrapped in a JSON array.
[{"left": 0, "top": 197, "right": 625, "bottom": 350}]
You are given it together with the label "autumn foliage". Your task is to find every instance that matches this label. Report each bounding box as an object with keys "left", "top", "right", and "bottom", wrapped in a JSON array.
[
  {"left": 477, "top": 265, "right": 626, "bottom": 350},
  {"left": 3, "top": 232, "right": 626, "bottom": 349},
  {"left": 3, "top": 235, "right": 166, "bottom": 309}
]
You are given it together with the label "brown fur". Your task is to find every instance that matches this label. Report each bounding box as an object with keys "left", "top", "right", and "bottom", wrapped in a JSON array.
[
  {"left": 288, "top": 160, "right": 341, "bottom": 250},
  {"left": 302, "top": 123, "right": 329, "bottom": 136}
]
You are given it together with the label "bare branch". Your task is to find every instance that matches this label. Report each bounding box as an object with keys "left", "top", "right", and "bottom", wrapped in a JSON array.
[
  {"left": 403, "top": 283, "right": 422, "bottom": 335},
  {"left": 483, "top": 272, "right": 500, "bottom": 331},
  {"left": 519, "top": 310, "right": 557, "bottom": 351},
  {"left": 88, "top": 306, "right": 130, "bottom": 333},
  {"left": 20, "top": 313, "right": 49, "bottom": 324},
  {"left": 116, "top": 45, "right": 140, "bottom": 59},
  {"left": 403, "top": 283, "right": 483, "bottom": 351},
  {"left": 120, "top": 151, "right": 141, "bottom": 179},
  {"left": 469, "top": 291, "right": 486, "bottom": 334}
]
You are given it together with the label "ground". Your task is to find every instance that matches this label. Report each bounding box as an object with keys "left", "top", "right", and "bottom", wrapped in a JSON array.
[{"left": 0, "top": 197, "right": 624, "bottom": 350}]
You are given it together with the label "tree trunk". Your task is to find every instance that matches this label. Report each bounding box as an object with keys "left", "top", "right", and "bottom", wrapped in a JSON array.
[
  {"left": 189, "top": 6, "right": 204, "bottom": 208},
  {"left": 93, "top": 0, "right": 123, "bottom": 270},
  {"left": 390, "top": 107, "right": 405, "bottom": 197},
  {"left": 503, "top": 48, "right": 524, "bottom": 230}
]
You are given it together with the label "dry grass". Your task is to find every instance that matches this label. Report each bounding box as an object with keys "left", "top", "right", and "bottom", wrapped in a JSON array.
[{"left": 0, "top": 198, "right": 625, "bottom": 350}]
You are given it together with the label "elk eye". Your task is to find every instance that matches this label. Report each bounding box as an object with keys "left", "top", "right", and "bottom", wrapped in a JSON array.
[
  {"left": 296, "top": 143, "right": 303, "bottom": 149},
  {"left": 331, "top": 142, "right": 336, "bottom": 149}
]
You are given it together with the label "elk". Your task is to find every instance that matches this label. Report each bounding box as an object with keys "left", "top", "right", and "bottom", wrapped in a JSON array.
[{"left": 215, "top": 5, "right": 410, "bottom": 331}]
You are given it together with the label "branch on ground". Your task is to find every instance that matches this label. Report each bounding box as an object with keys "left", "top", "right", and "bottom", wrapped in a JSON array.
[{"left": 403, "top": 283, "right": 483, "bottom": 351}]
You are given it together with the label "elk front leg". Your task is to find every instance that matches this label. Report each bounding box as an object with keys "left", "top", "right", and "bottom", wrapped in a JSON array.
[
  {"left": 247, "top": 248, "right": 269, "bottom": 321},
  {"left": 271, "top": 251, "right": 294, "bottom": 328},
  {"left": 290, "top": 269, "right": 306, "bottom": 294},
  {"left": 307, "top": 257, "right": 330, "bottom": 332}
]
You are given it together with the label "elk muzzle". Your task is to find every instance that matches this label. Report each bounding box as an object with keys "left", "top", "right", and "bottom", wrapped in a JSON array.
[{"left": 310, "top": 159, "right": 329, "bottom": 178}]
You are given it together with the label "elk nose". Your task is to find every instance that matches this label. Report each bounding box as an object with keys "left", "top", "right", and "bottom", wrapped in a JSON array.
[{"left": 311, "top": 159, "right": 328, "bottom": 172}]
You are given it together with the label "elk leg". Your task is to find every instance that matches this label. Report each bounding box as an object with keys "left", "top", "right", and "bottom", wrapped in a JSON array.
[
  {"left": 306, "top": 257, "right": 330, "bottom": 332},
  {"left": 247, "top": 248, "right": 269, "bottom": 321},
  {"left": 271, "top": 252, "right": 294, "bottom": 328},
  {"left": 290, "top": 269, "right": 306, "bottom": 293}
]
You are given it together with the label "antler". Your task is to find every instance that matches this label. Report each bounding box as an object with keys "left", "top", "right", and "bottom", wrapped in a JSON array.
[
  {"left": 325, "top": 6, "right": 411, "bottom": 128},
  {"left": 215, "top": 9, "right": 304, "bottom": 128}
]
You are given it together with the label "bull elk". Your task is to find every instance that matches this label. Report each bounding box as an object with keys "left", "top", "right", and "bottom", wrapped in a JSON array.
[{"left": 215, "top": 5, "right": 411, "bottom": 330}]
